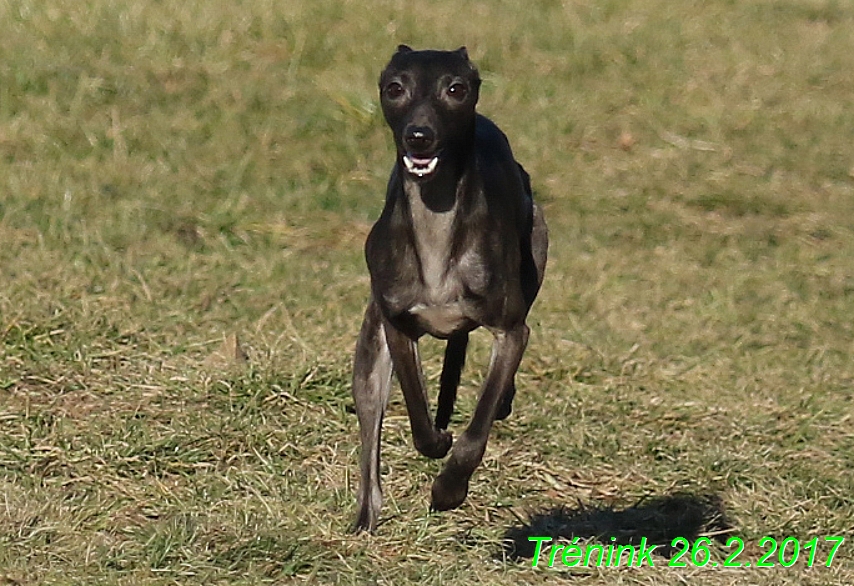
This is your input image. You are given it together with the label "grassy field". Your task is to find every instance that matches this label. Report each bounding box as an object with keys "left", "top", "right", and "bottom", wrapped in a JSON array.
[{"left": 2, "top": 0, "right": 853, "bottom": 583}]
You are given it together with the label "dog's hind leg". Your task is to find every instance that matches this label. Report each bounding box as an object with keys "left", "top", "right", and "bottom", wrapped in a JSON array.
[
  {"left": 383, "top": 323, "right": 453, "bottom": 459},
  {"left": 531, "top": 203, "right": 548, "bottom": 289},
  {"left": 496, "top": 203, "right": 547, "bottom": 423},
  {"left": 435, "top": 332, "right": 468, "bottom": 430},
  {"left": 431, "top": 323, "right": 529, "bottom": 511},
  {"left": 351, "top": 299, "right": 393, "bottom": 533},
  {"left": 494, "top": 381, "right": 516, "bottom": 421}
]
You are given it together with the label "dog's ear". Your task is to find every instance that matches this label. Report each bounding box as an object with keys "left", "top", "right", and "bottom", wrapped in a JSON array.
[
  {"left": 397, "top": 44, "right": 414, "bottom": 54},
  {"left": 455, "top": 46, "right": 470, "bottom": 61}
]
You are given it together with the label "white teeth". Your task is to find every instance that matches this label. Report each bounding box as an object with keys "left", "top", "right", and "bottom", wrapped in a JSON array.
[{"left": 403, "top": 155, "right": 439, "bottom": 177}]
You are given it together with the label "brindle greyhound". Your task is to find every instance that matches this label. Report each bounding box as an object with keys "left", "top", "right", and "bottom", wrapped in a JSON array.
[{"left": 351, "top": 45, "right": 547, "bottom": 532}]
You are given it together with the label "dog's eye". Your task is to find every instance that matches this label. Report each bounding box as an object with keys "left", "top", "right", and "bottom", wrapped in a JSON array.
[
  {"left": 447, "top": 82, "right": 468, "bottom": 101},
  {"left": 384, "top": 82, "right": 405, "bottom": 100}
]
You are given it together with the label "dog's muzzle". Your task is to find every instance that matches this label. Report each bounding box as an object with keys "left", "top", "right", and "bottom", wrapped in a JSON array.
[
  {"left": 402, "top": 125, "right": 439, "bottom": 178},
  {"left": 403, "top": 154, "right": 439, "bottom": 178}
]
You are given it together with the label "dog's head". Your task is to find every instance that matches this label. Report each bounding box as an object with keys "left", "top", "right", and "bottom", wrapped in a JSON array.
[{"left": 379, "top": 45, "right": 481, "bottom": 180}]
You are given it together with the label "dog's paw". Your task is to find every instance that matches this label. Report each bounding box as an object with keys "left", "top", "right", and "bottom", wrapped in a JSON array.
[
  {"left": 415, "top": 429, "right": 453, "bottom": 459},
  {"left": 430, "top": 472, "right": 469, "bottom": 512},
  {"left": 352, "top": 508, "right": 378, "bottom": 534}
]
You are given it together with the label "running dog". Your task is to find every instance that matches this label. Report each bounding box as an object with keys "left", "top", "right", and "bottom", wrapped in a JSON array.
[{"left": 351, "top": 45, "right": 547, "bottom": 532}]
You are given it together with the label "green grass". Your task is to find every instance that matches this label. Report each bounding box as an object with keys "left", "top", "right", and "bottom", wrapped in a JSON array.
[{"left": 2, "top": 0, "right": 853, "bottom": 583}]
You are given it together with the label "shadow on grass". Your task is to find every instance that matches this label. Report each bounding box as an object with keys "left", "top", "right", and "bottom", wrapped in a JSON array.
[{"left": 501, "top": 492, "right": 732, "bottom": 560}]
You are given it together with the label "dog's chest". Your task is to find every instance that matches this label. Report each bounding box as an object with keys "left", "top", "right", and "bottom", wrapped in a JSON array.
[{"left": 404, "top": 185, "right": 487, "bottom": 336}]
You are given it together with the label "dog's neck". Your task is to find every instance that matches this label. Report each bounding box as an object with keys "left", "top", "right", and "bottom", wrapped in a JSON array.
[
  {"left": 403, "top": 169, "right": 468, "bottom": 293},
  {"left": 403, "top": 175, "right": 461, "bottom": 221}
]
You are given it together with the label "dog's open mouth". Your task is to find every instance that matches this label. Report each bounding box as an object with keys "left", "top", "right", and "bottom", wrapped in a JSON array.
[{"left": 403, "top": 154, "right": 439, "bottom": 178}]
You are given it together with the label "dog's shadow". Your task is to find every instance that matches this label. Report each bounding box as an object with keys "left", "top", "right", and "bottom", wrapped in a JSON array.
[{"left": 501, "top": 492, "right": 732, "bottom": 560}]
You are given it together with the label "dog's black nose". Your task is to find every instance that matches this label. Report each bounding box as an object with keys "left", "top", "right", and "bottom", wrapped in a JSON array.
[{"left": 404, "top": 126, "right": 436, "bottom": 153}]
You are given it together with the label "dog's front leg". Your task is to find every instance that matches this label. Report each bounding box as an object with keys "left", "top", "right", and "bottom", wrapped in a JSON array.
[
  {"left": 430, "top": 323, "right": 529, "bottom": 511},
  {"left": 383, "top": 322, "right": 453, "bottom": 459},
  {"left": 351, "top": 299, "right": 393, "bottom": 533}
]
